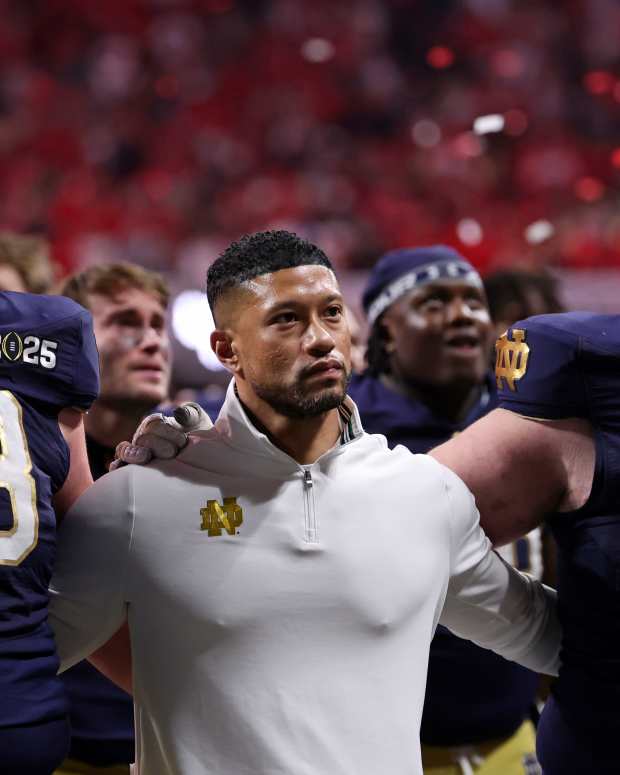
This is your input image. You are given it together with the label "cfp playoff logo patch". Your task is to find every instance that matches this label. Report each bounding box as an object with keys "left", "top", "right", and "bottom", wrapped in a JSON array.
[
  {"left": 0, "top": 331, "right": 58, "bottom": 369},
  {"left": 2, "top": 331, "right": 23, "bottom": 361},
  {"left": 200, "top": 497, "right": 243, "bottom": 537},
  {"left": 495, "top": 328, "right": 530, "bottom": 391}
]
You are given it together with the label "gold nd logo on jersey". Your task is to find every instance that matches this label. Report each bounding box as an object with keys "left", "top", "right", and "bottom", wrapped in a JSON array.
[
  {"left": 495, "top": 328, "right": 530, "bottom": 391},
  {"left": 200, "top": 497, "right": 243, "bottom": 537}
]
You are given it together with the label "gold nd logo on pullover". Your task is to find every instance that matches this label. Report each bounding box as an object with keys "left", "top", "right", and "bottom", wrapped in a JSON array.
[{"left": 200, "top": 497, "right": 243, "bottom": 536}]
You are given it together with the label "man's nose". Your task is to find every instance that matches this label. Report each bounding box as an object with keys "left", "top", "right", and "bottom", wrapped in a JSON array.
[
  {"left": 139, "top": 326, "right": 168, "bottom": 352},
  {"left": 304, "top": 318, "right": 335, "bottom": 354},
  {"left": 445, "top": 297, "right": 474, "bottom": 325}
]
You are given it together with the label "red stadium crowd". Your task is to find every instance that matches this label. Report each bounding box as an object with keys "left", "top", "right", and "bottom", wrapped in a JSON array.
[{"left": 0, "top": 0, "right": 619, "bottom": 276}]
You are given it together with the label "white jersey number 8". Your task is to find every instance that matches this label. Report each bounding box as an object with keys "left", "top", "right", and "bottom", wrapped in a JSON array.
[{"left": 0, "top": 390, "right": 39, "bottom": 565}]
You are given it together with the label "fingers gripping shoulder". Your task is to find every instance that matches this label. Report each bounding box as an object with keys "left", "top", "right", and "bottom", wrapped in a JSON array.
[{"left": 112, "top": 402, "right": 213, "bottom": 469}]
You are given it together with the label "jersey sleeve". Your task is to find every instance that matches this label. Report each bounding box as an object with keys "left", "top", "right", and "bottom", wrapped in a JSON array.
[
  {"left": 48, "top": 465, "right": 134, "bottom": 671},
  {"left": 0, "top": 291, "right": 99, "bottom": 411},
  {"left": 66, "top": 305, "right": 99, "bottom": 411},
  {"left": 495, "top": 315, "right": 585, "bottom": 419},
  {"left": 439, "top": 466, "right": 560, "bottom": 675}
]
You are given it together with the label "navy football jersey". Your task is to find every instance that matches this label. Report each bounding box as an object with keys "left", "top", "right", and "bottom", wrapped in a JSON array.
[
  {"left": 348, "top": 371, "right": 496, "bottom": 451},
  {"left": 349, "top": 372, "right": 542, "bottom": 744},
  {"left": 0, "top": 292, "right": 99, "bottom": 729},
  {"left": 60, "top": 433, "right": 135, "bottom": 767},
  {"left": 497, "top": 313, "right": 620, "bottom": 753}
]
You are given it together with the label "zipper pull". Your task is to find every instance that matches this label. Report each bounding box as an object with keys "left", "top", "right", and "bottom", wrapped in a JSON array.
[{"left": 303, "top": 469, "right": 313, "bottom": 488}]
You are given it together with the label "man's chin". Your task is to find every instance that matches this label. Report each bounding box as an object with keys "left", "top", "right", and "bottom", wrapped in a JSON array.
[
  {"left": 110, "top": 387, "right": 168, "bottom": 411},
  {"left": 447, "top": 365, "right": 487, "bottom": 386},
  {"left": 252, "top": 384, "right": 345, "bottom": 419},
  {"left": 312, "top": 385, "right": 345, "bottom": 405},
  {"left": 286, "top": 385, "right": 347, "bottom": 418}
]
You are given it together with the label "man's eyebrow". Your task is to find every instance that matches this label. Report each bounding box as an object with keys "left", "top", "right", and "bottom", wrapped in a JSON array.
[
  {"left": 103, "top": 305, "right": 165, "bottom": 323},
  {"left": 411, "top": 283, "right": 444, "bottom": 297},
  {"left": 103, "top": 306, "right": 141, "bottom": 319},
  {"left": 417, "top": 282, "right": 483, "bottom": 296},
  {"left": 265, "top": 293, "right": 344, "bottom": 311}
]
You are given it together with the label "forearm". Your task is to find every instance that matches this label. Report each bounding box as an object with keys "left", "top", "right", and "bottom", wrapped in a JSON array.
[
  {"left": 441, "top": 553, "right": 561, "bottom": 675},
  {"left": 88, "top": 622, "right": 133, "bottom": 694},
  {"left": 54, "top": 408, "right": 94, "bottom": 521},
  {"left": 49, "top": 593, "right": 128, "bottom": 672}
]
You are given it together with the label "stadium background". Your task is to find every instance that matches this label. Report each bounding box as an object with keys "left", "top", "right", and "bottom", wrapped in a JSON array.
[{"left": 0, "top": 0, "right": 619, "bottom": 388}]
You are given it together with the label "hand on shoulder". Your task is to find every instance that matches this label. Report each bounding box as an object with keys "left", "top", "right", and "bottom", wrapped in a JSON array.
[{"left": 111, "top": 402, "right": 213, "bottom": 470}]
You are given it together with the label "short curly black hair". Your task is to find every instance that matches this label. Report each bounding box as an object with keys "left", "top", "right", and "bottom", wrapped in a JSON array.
[{"left": 207, "top": 230, "right": 333, "bottom": 316}]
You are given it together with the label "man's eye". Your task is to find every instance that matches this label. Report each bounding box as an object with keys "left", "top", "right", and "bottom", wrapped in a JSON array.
[
  {"left": 272, "top": 312, "right": 297, "bottom": 324},
  {"left": 117, "top": 321, "right": 141, "bottom": 332},
  {"left": 325, "top": 306, "right": 343, "bottom": 318},
  {"left": 419, "top": 297, "right": 444, "bottom": 311}
]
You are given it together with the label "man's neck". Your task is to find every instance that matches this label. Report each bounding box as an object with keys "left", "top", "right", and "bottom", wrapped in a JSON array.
[
  {"left": 85, "top": 401, "right": 152, "bottom": 449},
  {"left": 380, "top": 372, "right": 483, "bottom": 424},
  {"left": 236, "top": 386, "right": 341, "bottom": 465}
]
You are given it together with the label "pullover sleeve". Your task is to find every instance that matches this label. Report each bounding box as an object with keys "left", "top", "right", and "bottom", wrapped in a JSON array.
[
  {"left": 48, "top": 466, "right": 135, "bottom": 671},
  {"left": 438, "top": 465, "right": 561, "bottom": 676}
]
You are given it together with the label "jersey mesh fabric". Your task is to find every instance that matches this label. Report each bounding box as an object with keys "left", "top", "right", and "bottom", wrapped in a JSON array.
[
  {"left": 0, "top": 292, "right": 99, "bottom": 735},
  {"left": 497, "top": 313, "right": 620, "bottom": 757}
]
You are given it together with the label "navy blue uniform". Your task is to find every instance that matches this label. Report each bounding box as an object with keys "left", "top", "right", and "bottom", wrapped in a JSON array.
[
  {"left": 61, "top": 433, "right": 135, "bottom": 769},
  {"left": 349, "top": 372, "right": 541, "bottom": 745},
  {"left": 349, "top": 371, "right": 496, "bottom": 454},
  {"left": 0, "top": 292, "right": 98, "bottom": 774},
  {"left": 497, "top": 313, "right": 620, "bottom": 774}
]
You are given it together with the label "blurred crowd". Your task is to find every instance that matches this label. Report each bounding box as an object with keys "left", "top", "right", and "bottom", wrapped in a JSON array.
[{"left": 1, "top": 0, "right": 619, "bottom": 278}]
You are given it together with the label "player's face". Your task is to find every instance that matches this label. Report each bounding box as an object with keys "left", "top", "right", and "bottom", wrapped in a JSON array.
[
  {"left": 0, "top": 264, "right": 27, "bottom": 292},
  {"left": 382, "top": 278, "right": 492, "bottom": 388},
  {"left": 90, "top": 288, "right": 171, "bottom": 409},
  {"left": 225, "top": 265, "right": 352, "bottom": 418}
]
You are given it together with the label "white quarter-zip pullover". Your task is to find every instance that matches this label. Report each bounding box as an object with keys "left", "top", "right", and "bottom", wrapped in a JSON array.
[{"left": 49, "top": 381, "right": 560, "bottom": 775}]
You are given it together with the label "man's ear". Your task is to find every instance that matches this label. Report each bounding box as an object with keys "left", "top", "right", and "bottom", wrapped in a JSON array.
[
  {"left": 378, "top": 313, "right": 396, "bottom": 355},
  {"left": 211, "top": 330, "right": 241, "bottom": 374}
]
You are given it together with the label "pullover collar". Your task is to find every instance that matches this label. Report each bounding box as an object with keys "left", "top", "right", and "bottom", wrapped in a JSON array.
[{"left": 206, "top": 379, "right": 364, "bottom": 467}]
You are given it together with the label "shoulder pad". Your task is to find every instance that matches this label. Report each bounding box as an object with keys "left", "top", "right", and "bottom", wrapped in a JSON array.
[
  {"left": 0, "top": 292, "right": 99, "bottom": 410},
  {"left": 495, "top": 313, "right": 585, "bottom": 419}
]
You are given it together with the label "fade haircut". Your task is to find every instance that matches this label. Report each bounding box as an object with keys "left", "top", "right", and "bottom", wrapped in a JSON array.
[
  {"left": 207, "top": 230, "right": 333, "bottom": 319},
  {"left": 58, "top": 261, "right": 169, "bottom": 311}
]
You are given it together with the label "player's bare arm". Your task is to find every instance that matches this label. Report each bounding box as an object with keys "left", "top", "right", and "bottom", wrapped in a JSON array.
[
  {"left": 431, "top": 407, "right": 595, "bottom": 545},
  {"left": 53, "top": 407, "right": 94, "bottom": 520},
  {"left": 89, "top": 623, "right": 133, "bottom": 694}
]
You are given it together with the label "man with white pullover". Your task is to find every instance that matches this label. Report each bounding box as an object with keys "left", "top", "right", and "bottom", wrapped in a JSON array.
[{"left": 49, "top": 230, "right": 560, "bottom": 775}]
